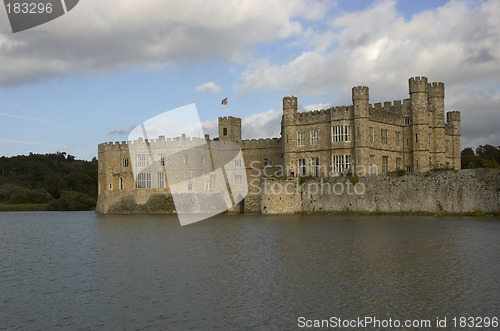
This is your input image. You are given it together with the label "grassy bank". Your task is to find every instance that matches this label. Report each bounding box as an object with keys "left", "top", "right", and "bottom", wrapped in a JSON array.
[{"left": 0, "top": 203, "right": 50, "bottom": 212}]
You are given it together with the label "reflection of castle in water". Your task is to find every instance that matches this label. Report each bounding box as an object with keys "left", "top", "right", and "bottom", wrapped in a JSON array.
[{"left": 97, "top": 76, "right": 461, "bottom": 214}]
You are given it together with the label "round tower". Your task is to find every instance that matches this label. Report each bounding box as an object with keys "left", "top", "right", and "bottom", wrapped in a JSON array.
[
  {"left": 283, "top": 96, "right": 297, "bottom": 124},
  {"left": 352, "top": 86, "right": 369, "bottom": 118},
  {"left": 282, "top": 96, "right": 297, "bottom": 176},
  {"left": 409, "top": 76, "right": 430, "bottom": 171},
  {"left": 429, "top": 81, "right": 445, "bottom": 166},
  {"left": 352, "top": 86, "right": 369, "bottom": 174},
  {"left": 446, "top": 111, "right": 461, "bottom": 169}
]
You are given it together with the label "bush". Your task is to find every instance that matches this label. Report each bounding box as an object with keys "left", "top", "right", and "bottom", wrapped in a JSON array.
[
  {"left": 47, "top": 190, "right": 95, "bottom": 211},
  {"left": 0, "top": 184, "right": 24, "bottom": 202},
  {"left": 6, "top": 188, "right": 53, "bottom": 204}
]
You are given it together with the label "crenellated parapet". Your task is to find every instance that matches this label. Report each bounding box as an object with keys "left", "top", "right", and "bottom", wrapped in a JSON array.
[
  {"left": 241, "top": 137, "right": 282, "bottom": 150},
  {"left": 352, "top": 86, "right": 369, "bottom": 100},
  {"left": 429, "top": 82, "right": 444, "bottom": 98},
  {"left": 330, "top": 105, "right": 353, "bottom": 120},
  {"left": 98, "top": 135, "right": 210, "bottom": 153},
  {"left": 409, "top": 76, "right": 429, "bottom": 94},
  {"left": 446, "top": 111, "right": 460, "bottom": 123},
  {"left": 296, "top": 108, "right": 330, "bottom": 124},
  {"left": 369, "top": 106, "right": 404, "bottom": 125}
]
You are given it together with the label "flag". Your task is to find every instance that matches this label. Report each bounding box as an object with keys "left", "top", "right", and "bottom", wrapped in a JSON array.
[{"left": 221, "top": 97, "right": 228, "bottom": 105}]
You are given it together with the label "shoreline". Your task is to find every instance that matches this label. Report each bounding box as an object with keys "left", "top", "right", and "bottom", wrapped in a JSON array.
[{"left": 2, "top": 207, "right": 498, "bottom": 218}]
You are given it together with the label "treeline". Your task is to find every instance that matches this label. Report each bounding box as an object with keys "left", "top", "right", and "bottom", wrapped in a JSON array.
[
  {"left": 461, "top": 144, "right": 500, "bottom": 169},
  {"left": 0, "top": 152, "right": 97, "bottom": 211}
]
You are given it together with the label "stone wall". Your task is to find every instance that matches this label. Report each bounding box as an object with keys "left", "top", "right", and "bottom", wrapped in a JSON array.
[{"left": 260, "top": 168, "right": 500, "bottom": 214}]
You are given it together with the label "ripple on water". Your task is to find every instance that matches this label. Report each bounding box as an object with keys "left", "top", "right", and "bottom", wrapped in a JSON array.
[{"left": 0, "top": 213, "right": 499, "bottom": 329}]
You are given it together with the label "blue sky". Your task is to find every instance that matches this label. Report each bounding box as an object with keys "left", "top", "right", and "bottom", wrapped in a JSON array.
[{"left": 0, "top": 0, "right": 499, "bottom": 160}]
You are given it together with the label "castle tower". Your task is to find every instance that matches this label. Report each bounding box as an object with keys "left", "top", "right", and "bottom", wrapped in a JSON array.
[
  {"left": 218, "top": 116, "right": 241, "bottom": 142},
  {"left": 429, "top": 81, "right": 445, "bottom": 167},
  {"left": 352, "top": 86, "right": 370, "bottom": 173},
  {"left": 409, "top": 76, "right": 430, "bottom": 172},
  {"left": 446, "top": 111, "right": 461, "bottom": 169},
  {"left": 282, "top": 96, "right": 297, "bottom": 176}
]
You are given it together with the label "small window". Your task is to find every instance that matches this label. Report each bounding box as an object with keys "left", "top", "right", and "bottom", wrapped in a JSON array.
[
  {"left": 445, "top": 140, "right": 450, "bottom": 153},
  {"left": 404, "top": 117, "right": 410, "bottom": 125},
  {"left": 396, "top": 158, "right": 401, "bottom": 169},
  {"left": 183, "top": 155, "right": 189, "bottom": 165},
  {"left": 188, "top": 181, "right": 193, "bottom": 191},
  {"left": 369, "top": 127, "right": 374, "bottom": 143},
  {"left": 395, "top": 132, "right": 400, "bottom": 146},
  {"left": 310, "top": 130, "right": 319, "bottom": 145},
  {"left": 415, "top": 133, "right": 418, "bottom": 144},
  {"left": 119, "top": 177, "right": 123, "bottom": 190},
  {"left": 381, "top": 129, "right": 388, "bottom": 144},
  {"left": 234, "top": 160, "right": 242, "bottom": 168},
  {"left": 109, "top": 182, "right": 112, "bottom": 190},
  {"left": 298, "top": 158, "right": 306, "bottom": 176},
  {"left": 121, "top": 158, "right": 129, "bottom": 167},
  {"left": 297, "top": 132, "right": 305, "bottom": 146},
  {"left": 158, "top": 154, "right": 166, "bottom": 167},
  {"left": 223, "top": 128, "right": 228, "bottom": 136},
  {"left": 234, "top": 175, "right": 242, "bottom": 185},
  {"left": 311, "top": 157, "right": 320, "bottom": 177},
  {"left": 382, "top": 156, "right": 388, "bottom": 173},
  {"left": 157, "top": 172, "right": 165, "bottom": 188},
  {"left": 406, "top": 165, "right": 411, "bottom": 172}
]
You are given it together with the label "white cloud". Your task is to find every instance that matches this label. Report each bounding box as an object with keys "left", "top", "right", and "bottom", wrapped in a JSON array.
[
  {"left": 194, "top": 82, "right": 221, "bottom": 95},
  {"left": 201, "top": 109, "right": 282, "bottom": 140},
  {"left": 302, "top": 102, "right": 332, "bottom": 112},
  {"left": 201, "top": 119, "right": 218, "bottom": 139},
  {"left": 242, "top": 109, "right": 282, "bottom": 139},
  {"left": 0, "top": 0, "right": 313, "bottom": 86},
  {"left": 238, "top": 0, "right": 500, "bottom": 100},
  {"left": 236, "top": 0, "right": 500, "bottom": 146}
]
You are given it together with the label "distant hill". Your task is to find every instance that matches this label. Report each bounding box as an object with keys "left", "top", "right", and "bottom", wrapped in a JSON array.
[{"left": 0, "top": 152, "right": 97, "bottom": 211}]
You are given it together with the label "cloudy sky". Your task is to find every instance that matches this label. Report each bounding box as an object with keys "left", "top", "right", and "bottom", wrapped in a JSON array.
[{"left": 0, "top": 0, "right": 499, "bottom": 159}]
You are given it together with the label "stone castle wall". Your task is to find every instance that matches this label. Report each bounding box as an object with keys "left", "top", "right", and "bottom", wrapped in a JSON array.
[
  {"left": 261, "top": 168, "right": 500, "bottom": 214},
  {"left": 97, "top": 76, "right": 464, "bottom": 215}
]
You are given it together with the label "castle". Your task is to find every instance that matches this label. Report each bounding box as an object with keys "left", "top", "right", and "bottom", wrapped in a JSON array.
[{"left": 96, "top": 76, "right": 461, "bottom": 214}]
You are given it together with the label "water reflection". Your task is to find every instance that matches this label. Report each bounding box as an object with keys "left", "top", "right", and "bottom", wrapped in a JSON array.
[{"left": 0, "top": 212, "right": 499, "bottom": 329}]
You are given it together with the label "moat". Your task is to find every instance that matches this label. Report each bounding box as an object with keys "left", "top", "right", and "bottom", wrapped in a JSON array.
[{"left": 1, "top": 212, "right": 499, "bottom": 329}]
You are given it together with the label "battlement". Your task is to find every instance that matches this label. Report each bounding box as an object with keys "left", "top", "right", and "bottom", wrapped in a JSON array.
[
  {"left": 429, "top": 82, "right": 445, "bottom": 98},
  {"left": 98, "top": 135, "right": 209, "bottom": 150},
  {"left": 409, "top": 76, "right": 429, "bottom": 94},
  {"left": 296, "top": 108, "right": 331, "bottom": 124},
  {"left": 368, "top": 99, "right": 410, "bottom": 115},
  {"left": 283, "top": 96, "right": 298, "bottom": 111},
  {"left": 218, "top": 116, "right": 241, "bottom": 122},
  {"left": 241, "top": 137, "right": 282, "bottom": 149},
  {"left": 446, "top": 111, "right": 460, "bottom": 123},
  {"left": 352, "top": 86, "right": 369, "bottom": 100}
]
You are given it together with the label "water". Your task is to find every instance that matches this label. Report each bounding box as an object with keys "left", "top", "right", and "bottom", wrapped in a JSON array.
[{"left": 1, "top": 212, "right": 499, "bottom": 330}]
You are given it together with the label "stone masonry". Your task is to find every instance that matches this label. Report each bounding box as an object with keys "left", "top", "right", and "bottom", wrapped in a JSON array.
[{"left": 96, "top": 76, "right": 461, "bottom": 214}]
